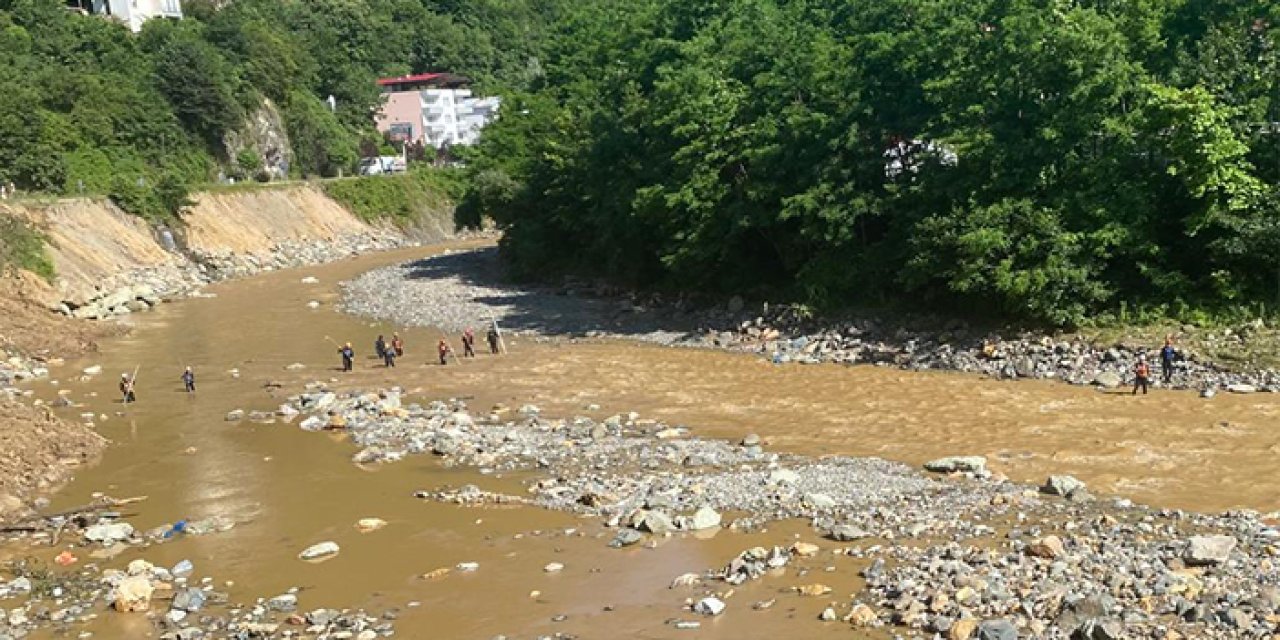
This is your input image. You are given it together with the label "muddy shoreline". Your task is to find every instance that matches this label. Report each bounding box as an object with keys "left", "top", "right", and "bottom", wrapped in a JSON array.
[{"left": 342, "top": 247, "right": 1280, "bottom": 394}]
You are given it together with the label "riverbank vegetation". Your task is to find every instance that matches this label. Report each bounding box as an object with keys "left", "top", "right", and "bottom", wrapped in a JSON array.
[
  {"left": 0, "top": 216, "right": 53, "bottom": 281},
  {"left": 322, "top": 169, "right": 466, "bottom": 227},
  {"left": 464, "top": 0, "right": 1280, "bottom": 327}
]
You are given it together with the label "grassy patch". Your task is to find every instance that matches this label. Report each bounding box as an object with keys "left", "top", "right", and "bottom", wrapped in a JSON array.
[
  {"left": 0, "top": 215, "right": 54, "bottom": 281},
  {"left": 322, "top": 169, "right": 464, "bottom": 226}
]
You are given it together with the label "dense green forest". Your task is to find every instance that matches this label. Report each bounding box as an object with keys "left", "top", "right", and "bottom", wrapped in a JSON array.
[
  {"left": 4, "top": 0, "right": 1280, "bottom": 325},
  {"left": 0, "top": 0, "right": 559, "bottom": 219},
  {"left": 464, "top": 0, "right": 1280, "bottom": 326}
]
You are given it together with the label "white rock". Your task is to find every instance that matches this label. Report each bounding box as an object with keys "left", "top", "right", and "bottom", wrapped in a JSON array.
[
  {"left": 689, "top": 506, "right": 722, "bottom": 531},
  {"left": 768, "top": 469, "right": 800, "bottom": 485},
  {"left": 82, "top": 365, "right": 103, "bottom": 376},
  {"left": 298, "top": 541, "right": 340, "bottom": 561},
  {"left": 85, "top": 522, "right": 135, "bottom": 544},
  {"left": 456, "top": 562, "right": 479, "bottom": 572},
  {"left": 543, "top": 562, "right": 564, "bottom": 573},
  {"left": 694, "top": 597, "right": 726, "bottom": 616}
]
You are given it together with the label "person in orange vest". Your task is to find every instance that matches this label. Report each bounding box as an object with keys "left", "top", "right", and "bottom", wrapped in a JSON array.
[
  {"left": 437, "top": 338, "right": 451, "bottom": 365},
  {"left": 1132, "top": 355, "right": 1150, "bottom": 395}
]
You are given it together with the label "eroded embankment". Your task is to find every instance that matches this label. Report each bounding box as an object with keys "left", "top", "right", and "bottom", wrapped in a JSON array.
[{"left": 0, "top": 181, "right": 458, "bottom": 522}]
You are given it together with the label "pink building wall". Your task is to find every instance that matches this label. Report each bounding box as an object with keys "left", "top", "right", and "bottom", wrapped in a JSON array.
[{"left": 375, "top": 92, "right": 423, "bottom": 143}]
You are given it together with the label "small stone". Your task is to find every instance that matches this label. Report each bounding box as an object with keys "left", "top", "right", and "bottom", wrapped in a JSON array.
[
  {"left": 847, "top": 603, "right": 877, "bottom": 626},
  {"left": 1027, "top": 535, "right": 1065, "bottom": 559},
  {"left": 976, "top": 619, "right": 1017, "bottom": 640},
  {"left": 828, "top": 524, "right": 871, "bottom": 541},
  {"left": 224, "top": 409, "right": 244, "bottom": 422},
  {"left": 795, "top": 584, "right": 832, "bottom": 596},
  {"left": 456, "top": 562, "right": 479, "bottom": 572},
  {"left": 610, "top": 529, "right": 643, "bottom": 548},
  {"left": 768, "top": 469, "right": 800, "bottom": 484},
  {"left": 949, "top": 619, "right": 978, "bottom": 640},
  {"left": 819, "top": 607, "right": 838, "bottom": 621},
  {"left": 543, "top": 562, "right": 564, "bottom": 573},
  {"left": 355, "top": 518, "right": 387, "bottom": 533},
  {"left": 790, "top": 542, "right": 820, "bottom": 557}
]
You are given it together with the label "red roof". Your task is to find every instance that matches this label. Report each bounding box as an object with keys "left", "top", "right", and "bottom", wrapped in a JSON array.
[{"left": 377, "top": 73, "right": 447, "bottom": 87}]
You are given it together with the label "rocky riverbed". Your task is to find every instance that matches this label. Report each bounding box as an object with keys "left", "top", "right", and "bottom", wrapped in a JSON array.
[
  {"left": 0, "top": 515, "right": 396, "bottom": 640},
  {"left": 278, "top": 384, "right": 1280, "bottom": 639},
  {"left": 342, "top": 247, "right": 1280, "bottom": 393}
]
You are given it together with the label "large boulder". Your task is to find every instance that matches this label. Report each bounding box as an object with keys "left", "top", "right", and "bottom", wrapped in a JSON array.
[
  {"left": 1041, "top": 475, "right": 1086, "bottom": 497},
  {"left": 1184, "top": 535, "right": 1236, "bottom": 566},
  {"left": 924, "top": 456, "right": 987, "bottom": 474}
]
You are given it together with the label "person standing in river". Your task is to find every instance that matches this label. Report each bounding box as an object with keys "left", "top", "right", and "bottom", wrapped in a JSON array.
[
  {"left": 391, "top": 333, "right": 404, "bottom": 357},
  {"left": 374, "top": 335, "right": 387, "bottom": 361},
  {"left": 181, "top": 366, "right": 196, "bottom": 393},
  {"left": 487, "top": 325, "right": 501, "bottom": 354},
  {"left": 120, "top": 373, "right": 137, "bottom": 403},
  {"left": 462, "top": 327, "right": 476, "bottom": 358},
  {"left": 1160, "top": 336, "right": 1177, "bottom": 384},
  {"left": 437, "top": 338, "right": 451, "bottom": 365},
  {"left": 339, "top": 343, "right": 355, "bottom": 372},
  {"left": 383, "top": 342, "right": 397, "bottom": 367},
  {"left": 1132, "top": 355, "right": 1150, "bottom": 395}
]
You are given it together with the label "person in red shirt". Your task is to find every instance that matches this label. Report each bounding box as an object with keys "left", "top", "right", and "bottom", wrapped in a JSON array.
[
  {"left": 437, "top": 339, "right": 451, "bottom": 365},
  {"left": 461, "top": 327, "right": 476, "bottom": 358}
]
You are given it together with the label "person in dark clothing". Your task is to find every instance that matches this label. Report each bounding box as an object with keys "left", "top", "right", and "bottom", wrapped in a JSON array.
[
  {"left": 487, "top": 326, "right": 500, "bottom": 354},
  {"left": 1132, "top": 356, "right": 1150, "bottom": 395},
  {"left": 339, "top": 343, "right": 355, "bottom": 372},
  {"left": 462, "top": 327, "right": 476, "bottom": 358},
  {"left": 120, "top": 373, "right": 137, "bottom": 403},
  {"left": 383, "top": 343, "right": 396, "bottom": 367},
  {"left": 374, "top": 335, "right": 387, "bottom": 360},
  {"left": 438, "top": 339, "right": 451, "bottom": 365},
  {"left": 391, "top": 333, "right": 404, "bottom": 357},
  {"left": 1160, "top": 337, "right": 1176, "bottom": 384},
  {"left": 181, "top": 367, "right": 195, "bottom": 393}
]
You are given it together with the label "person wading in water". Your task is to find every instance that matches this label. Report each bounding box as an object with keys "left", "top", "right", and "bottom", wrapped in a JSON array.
[
  {"left": 462, "top": 327, "right": 476, "bottom": 358},
  {"left": 391, "top": 333, "right": 404, "bottom": 357},
  {"left": 120, "top": 373, "right": 137, "bottom": 403},
  {"left": 339, "top": 343, "right": 355, "bottom": 372},
  {"left": 1132, "top": 355, "right": 1151, "bottom": 395},
  {"left": 181, "top": 366, "right": 195, "bottom": 393}
]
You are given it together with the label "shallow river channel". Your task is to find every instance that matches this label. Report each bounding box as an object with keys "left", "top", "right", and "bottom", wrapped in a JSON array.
[{"left": 14, "top": 242, "right": 1280, "bottom": 639}]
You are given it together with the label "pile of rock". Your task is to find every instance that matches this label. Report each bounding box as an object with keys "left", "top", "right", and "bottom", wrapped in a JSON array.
[{"left": 286, "top": 387, "right": 1018, "bottom": 545}]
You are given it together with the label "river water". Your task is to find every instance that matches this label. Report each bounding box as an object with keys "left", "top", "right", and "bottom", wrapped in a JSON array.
[{"left": 17, "top": 243, "right": 1280, "bottom": 639}]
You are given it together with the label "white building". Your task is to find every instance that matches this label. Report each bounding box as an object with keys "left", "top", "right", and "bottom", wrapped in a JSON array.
[
  {"left": 375, "top": 74, "right": 501, "bottom": 150},
  {"left": 421, "top": 88, "right": 502, "bottom": 148},
  {"left": 89, "top": 0, "right": 183, "bottom": 33}
]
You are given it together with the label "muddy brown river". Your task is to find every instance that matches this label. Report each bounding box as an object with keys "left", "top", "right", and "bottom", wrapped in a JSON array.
[{"left": 17, "top": 243, "right": 1280, "bottom": 638}]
